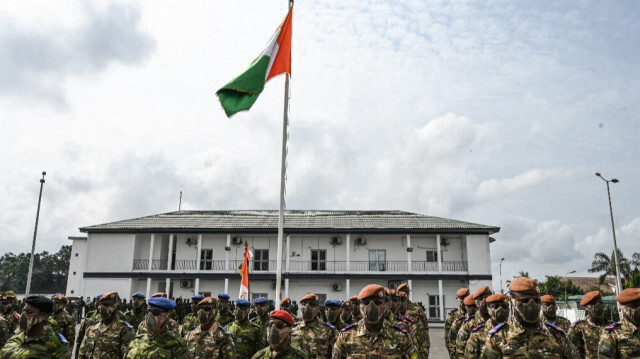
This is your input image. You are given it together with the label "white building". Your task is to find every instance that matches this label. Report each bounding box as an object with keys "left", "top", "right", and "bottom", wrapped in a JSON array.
[{"left": 66, "top": 210, "right": 499, "bottom": 321}]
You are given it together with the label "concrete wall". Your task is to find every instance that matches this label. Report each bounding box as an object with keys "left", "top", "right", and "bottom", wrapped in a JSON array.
[
  {"left": 84, "top": 278, "right": 131, "bottom": 299},
  {"left": 66, "top": 238, "right": 87, "bottom": 297},
  {"left": 465, "top": 234, "right": 491, "bottom": 274},
  {"left": 86, "top": 233, "right": 135, "bottom": 272}
]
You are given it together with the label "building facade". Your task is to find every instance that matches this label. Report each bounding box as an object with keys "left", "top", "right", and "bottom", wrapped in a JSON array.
[{"left": 66, "top": 210, "right": 499, "bottom": 321}]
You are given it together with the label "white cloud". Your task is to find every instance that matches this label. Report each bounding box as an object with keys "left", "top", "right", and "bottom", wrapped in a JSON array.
[{"left": 476, "top": 168, "right": 571, "bottom": 202}]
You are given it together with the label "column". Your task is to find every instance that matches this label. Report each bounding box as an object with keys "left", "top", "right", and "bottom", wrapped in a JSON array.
[
  {"left": 224, "top": 278, "right": 229, "bottom": 294},
  {"left": 165, "top": 278, "right": 170, "bottom": 296},
  {"left": 148, "top": 234, "right": 155, "bottom": 270},
  {"left": 285, "top": 235, "right": 290, "bottom": 272},
  {"left": 407, "top": 234, "right": 412, "bottom": 272},
  {"left": 438, "top": 279, "right": 444, "bottom": 320},
  {"left": 408, "top": 279, "right": 413, "bottom": 302},
  {"left": 346, "top": 234, "right": 351, "bottom": 273},
  {"left": 195, "top": 234, "right": 202, "bottom": 294},
  {"left": 436, "top": 234, "right": 442, "bottom": 272},
  {"left": 346, "top": 278, "right": 351, "bottom": 300},
  {"left": 167, "top": 234, "right": 174, "bottom": 270},
  {"left": 285, "top": 278, "right": 289, "bottom": 298},
  {"left": 225, "top": 234, "right": 230, "bottom": 271},
  {"left": 146, "top": 278, "right": 152, "bottom": 298}
]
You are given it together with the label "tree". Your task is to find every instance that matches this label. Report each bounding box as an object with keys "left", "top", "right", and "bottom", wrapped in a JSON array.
[
  {"left": 588, "top": 249, "right": 632, "bottom": 287},
  {"left": 0, "top": 245, "right": 71, "bottom": 294},
  {"left": 538, "top": 275, "right": 584, "bottom": 302}
]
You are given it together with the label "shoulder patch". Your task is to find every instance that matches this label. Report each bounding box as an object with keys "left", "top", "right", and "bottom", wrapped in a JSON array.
[
  {"left": 545, "top": 321, "right": 565, "bottom": 334},
  {"left": 463, "top": 315, "right": 475, "bottom": 323},
  {"left": 472, "top": 324, "right": 485, "bottom": 332},
  {"left": 392, "top": 324, "right": 409, "bottom": 334},
  {"left": 570, "top": 319, "right": 581, "bottom": 328},
  {"left": 448, "top": 308, "right": 458, "bottom": 315},
  {"left": 456, "top": 316, "right": 465, "bottom": 322},
  {"left": 488, "top": 323, "right": 504, "bottom": 336},
  {"left": 122, "top": 321, "right": 134, "bottom": 330},
  {"left": 293, "top": 322, "right": 299, "bottom": 328},
  {"left": 323, "top": 322, "right": 337, "bottom": 331},
  {"left": 56, "top": 333, "right": 69, "bottom": 345},
  {"left": 340, "top": 323, "right": 357, "bottom": 332},
  {"left": 219, "top": 325, "right": 231, "bottom": 335},
  {"left": 604, "top": 322, "right": 620, "bottom": 331}
]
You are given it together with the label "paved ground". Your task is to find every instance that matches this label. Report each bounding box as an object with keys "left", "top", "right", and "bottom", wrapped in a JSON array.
[{"left": 429, "top": 327, "right": 448, "bottom": 359}]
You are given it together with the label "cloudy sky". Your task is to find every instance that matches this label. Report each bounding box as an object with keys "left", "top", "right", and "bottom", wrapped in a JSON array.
[{"left": 1, "top": 0, "right": 638, "bottom": 291}]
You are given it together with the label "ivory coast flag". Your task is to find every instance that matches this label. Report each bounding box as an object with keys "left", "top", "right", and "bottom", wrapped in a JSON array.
[
  {"left": 216, "top": 7, "right": 293, "bottom": 118},
  {"left": 238, "top": 242, "right": 253, "bottom": 300}
]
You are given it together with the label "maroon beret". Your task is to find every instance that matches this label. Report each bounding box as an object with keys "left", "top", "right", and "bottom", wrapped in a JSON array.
[
  {"left": 509, "top": 277, "right": 537, "bottom": 293},
  {"left": 463, "top": 295, "right": 476, "bottom": 306},
  {"left": 580, "top": 291, "right": 602, "bottom": 306},
  {"left": 540, "top": 295, "right": 556, "bottom": 304},
  {"left": 197, "top": 297, "right": 218, "bottom": 306},
  {"left": 456, "top": 288, "right": 470, "bottom": 298},
  {"left": 270, "top": 310, "right": 294, "bottom": 326},
  {"left": 397, "top": 283, "right": 409, "bottom": 292},
  {"left": 300, "top": 293, "right": 318, "bottom": 302},
  {"left": 358, "top": 284, "right": 386, "bottom": 301},
  {"left": 281, "top": 297, "right": 292, "bottom": 306},
  {"left": 473, "top": 286, "right": 492, "bottom": 299},
  {"left": 100, "top": 292, "right": 120, "bottom": 302},
  {"left": 616, "top": 288, "right": 640, "bottom": 304},
  {"left": 486, "top": 294, "right": 508, "bottom": 303}
]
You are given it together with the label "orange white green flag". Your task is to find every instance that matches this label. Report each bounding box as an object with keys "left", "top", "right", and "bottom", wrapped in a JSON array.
[
  {"left": 216, "top": 7, "right": 293, "bottom": 118},
  {"left": 238, "top": 242, "right": 253, "bottom": 300}
]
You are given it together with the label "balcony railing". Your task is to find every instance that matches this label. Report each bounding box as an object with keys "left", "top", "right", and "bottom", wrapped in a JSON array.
[{"left": 132, "top": 259, "right": 467, "bottom": 272}]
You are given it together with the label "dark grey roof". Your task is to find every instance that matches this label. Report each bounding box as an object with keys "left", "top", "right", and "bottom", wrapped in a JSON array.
[{"left": 80, "top": 210, "right": 499, "bottom": 235}]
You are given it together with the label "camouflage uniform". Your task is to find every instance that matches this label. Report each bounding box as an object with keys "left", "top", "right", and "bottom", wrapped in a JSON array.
[
  {"left": 0, "top": 326, "right": 70, "bottom": 359},
  {"left": 125, "top": 330, "right": 189, "bottom": 358},
  {"left": 456, "top": 313, "right": 491, "bottom": 358},
  {"left": 598, "top": 318, "right": 640, "bottom": 358},
  {"left": 184, "top": 323, "right": 236, "bottom": 358},
  {"left": 137, "top": 317, "right": 180, "bottom": 335},
  {"left": 449, "top": 313, "right": 474, "bottom": 356},
  {"left": 393, "top": 316, "right": 423, "bottom": 357},
  {"left": 216, "top": 310, "right": 234, "bottom": 328},
  {"left": 291, "top": 319, "right": 337, "bottom": 358},
  {"left": 567, "top": 316, "right": 605, "bottom": 359},
  {"left": 481, "top": 317, "right": 577, "bottom": 358},
  {"left": 52, "top": 309, "right": 76, "bottom": 347},
  {"left": 0, "top": 312, "right": 20, "bottom": 337},
  {"left": 78, "top": 319, "right": 136, "bottom": 358},
  {"left": 0, "top": 316, "right": 11, "bottom": 347},
  {"left": 464, "top": 318, "right": 499, "bottom": 359},
  {"left": 124, "top": 308, "right": 146, "bottom": 331},
  {"left": 226, "top": 319, "right": 265, "bottom": 358},
  {"left": 181, "top": 313, "right": 199, "bottom": 336},
  {"left": 328, "top": 318, "right": 348, "bottom": 331},
  {"left": 542, "top": 314, "right": 571, "bottom": 331},
  {"left": 251, "top": 345, "right": 308, "bottom": 359},
  {"left": 332, "top": 321, "right": 419, "bottom": 359},
  {"left": 445, "top": 307, "right": 463, "bottom": 353},
  {"left": 75, "top": 310, "right": 101, "bottom": 358}
]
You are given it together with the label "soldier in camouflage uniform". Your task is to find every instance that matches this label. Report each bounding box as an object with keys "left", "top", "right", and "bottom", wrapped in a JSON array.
[
  {"left": 251, "top": 310, "right": 307, "bottom": 359},
  {"left": 598, "top": 287, "right": 640, "bottom": 358},
  {"left": 280, "top": 297, "right": 301, "bottom": 323},
  {"left": 323, "top": 299, "right": 347, "bottom": 330},
  {"left": 184, "top": 296, "right": 236, "bottom": 358},
  {"left": 125, "top": 297, "right": 188, "bottom": 358},
  {"left": 398, "top": 283, "right": 430, "bottom": 354},
  {"left": 74, "top": 294, "right": 103, "bottom": 359},
  {"left": 124, "top": 292, "right": 147, "bottom": 330},
  {"left": 78, "top": 292, "right": 136, "bottom": 359},
  {"left": 449, "top": 293, "right": 477, "bottom": 355},
  {"left": 290, "top": 293, "right": 337, "bottom": 358},
  {"left": 388, "top": 291, "right": 423, "bottom": 358},
  {"left": 481, "top": 277, "right": 577, "bottom": 358},
  {"left": 567, "top": 290, "right": 606, "bottom": 359},
  {"left": 227, "top": 298, "right": 265, "bottom": 358},
  {"left": 338, "top": 300, "right": 354, "bottom": 325},
  {"left": 0, "top": 295, "right": 69, "bottom": 359},
  {"left": 251, "top": 297, "right": 271, "bottom": 335},
  {"left": 464, "top": 293, "right": 509, "bottom": 358},
  {"left": 0, "top": 293, "right": 15, "bottom": 346},
  {"left": 348, "top": 296, "right": 363, "bottom": 322},
  {"left": 181, "top": 294, "right": 204, "bottom": 336},
  {"left": 215, "top": 293, "right": 235, "bottom": 328},
  {"left": 332, "top": 284, "right": 419, "bottom": 359},
  {"left": 52, "top": 295, "right": 76, "bottom": 348},
  {"left": 540, "top": 294, "right": 571, "bottom": 330},
  {"left": 455, "top": 286, "right": 493, "bottom": 358},
  {"left": 445, "top": 287, "right": 470, "bottom": 356},
  {"left": 0, "top": 292, "right": 20, "bottom": 336}
]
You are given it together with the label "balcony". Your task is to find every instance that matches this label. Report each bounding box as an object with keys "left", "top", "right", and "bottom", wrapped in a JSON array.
[{"left": 132, "top": 259, "right": 467, "bottom": 273}]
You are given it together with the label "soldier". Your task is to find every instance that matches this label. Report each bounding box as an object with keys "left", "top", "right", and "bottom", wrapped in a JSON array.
[
  {"left": 598, "top": 287, "right": 640, "bottom": 358},
  {"left": 0, "top": 295, "right": 69, "bottom": 358},
  {"left": 481, "top": 276, "right": 577, "bottom": 358},
  {"left": 567, "top": 290, "right": 606, "bottom": 359},
  {"left": 0, "top": 292, "right": 20, "bottom": 335},
  {"left": 397, "top": 283, "right": 430, "bottom": 353},
  {"left": 339, "top": 301, "right": 354, "bottom": 325},
  {"left": 78, "top": 292, "right": 136, "bottom": 359},
  {"left": 125, "top": 297, "right": 188, "bottom": 358},
  {"left": 332, "top": 284, "right": 419, "bottom": 358},
  {"left": 251, "top": 297, "right": 271, "bottom": 332},
  {"left": 455, "top": 286, "right": 493, "bottom": 358},
  {"left": 348, "top": 296, "right": 362, "bottom": 322},
  {"left": 125, "top": 292, "right": 147, "bottom": 330},
  {"left": 540, "top": 294, "right": 571, "bottom": 330},
  {"left": 74, "top": 294, "right": 104, "bottom": 359},
  {"left": 216, "top": 293, "right": 234, "bottom": 328},
  {"left": 280, "top": 297, "right": 300, "bottom": 322},
  {"left": 445, "top": 287, "right": 470, "bottom": 355},
  {"left": 449, "top": 294, "right": 477, "bottom": 355},
  {"left": 290, "top": 293, "right": 337, "bottom": 358},
  {"left": 51, "top": 295, "right": 76, "bottom": 348},
  {"left": 464, "top": 293, "right": 509, "bottom": 358},
  {"left": 390, "top": 291, "right": 424, "bottom": 358},
  {"left": 323, "top": 299, "right": 347, "bottom": 330},
  {"left": 183, "top": 296, "right": 236, "bottom": 358},
  {"left": 138, "top": 294, "right": 180, "bottom": 335},
  {"left": 251, "top": 310, "right": 307, "bottom": 359},
  {"left": 181, "top": 294, "right": 204, "bottom": 336},
  {"left": 227, "top": 298, "right": 265, "bottom": 358}
]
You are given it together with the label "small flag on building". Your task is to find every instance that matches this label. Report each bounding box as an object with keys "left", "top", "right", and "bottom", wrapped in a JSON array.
[
  {"left": 238, "top": 242, "right": 253, "bottom": 299},
  {"left": 216, "top": 6, "right": 293, "bottom": 117}
]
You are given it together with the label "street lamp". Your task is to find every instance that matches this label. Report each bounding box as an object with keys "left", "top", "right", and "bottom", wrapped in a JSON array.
[
  {"left": 499, "top": 258, "right": 505, "bottom": 294},
  {"left": 564, "top": 270, "right": 576, "bottom": 306},
  {"left": 595, "top": 172, "right": 622, "bottom": 296}
]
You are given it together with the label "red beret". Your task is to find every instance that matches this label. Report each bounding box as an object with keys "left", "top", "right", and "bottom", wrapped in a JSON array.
[
  {"left": 463, "top": 295, "right": 476, "bottom": 306},
  {"left": 486, "top": 294, "right": 508, "bottom": 303},
  {"left": 456, "top": 288, "right": 470, "bottom": 298},
  {"left": 270, "top": 310, "right": 294, "bottom": 326},
  {"left": 281, "top": 297, "right": 291, "bottom": 306},
  {"left": 300, "top": 293, "right": 318, "bottom": 302},
  {"left": 580, "top": 291, "right": 602, "bottom": 306},
  {"left": 100, "top": 292, "right": 120, "bottom": 302},
  {"left": 397, "top": 283, "right": 409, "bottom": 292},
  {"left": 616, "top": 288, "right": 640, "bottom": 304},
  {"left": 473, "top": 286, "right": 492, "bottom": 299},
  {"left": 151, "top": 292, "right": 168, "bottom": 298},
  {"left": 53, "top": 295, "right": 69, "bottom": 303},
  {"left": 509, "top": 277, "right": 537, "bottom": 293},
  {"left": 540, "top": 295, "right": 556, "bottom": 304},
  {"left": 197, "top": 297, "right": 218, "bottom": 306},
  {"left": 358, "top": 284, "right": 386, "bottom": 300}
]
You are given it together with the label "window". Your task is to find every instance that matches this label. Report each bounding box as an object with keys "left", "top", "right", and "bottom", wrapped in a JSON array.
[
  {"left": 369, "top": 250, "right": 386, "bottom": 271},
  {"left": 427, "top": 250, "right": 438, "bottom": 262},
  {"left": 428, "top": 294, "right": 441, "bottom": 318},
  {"left": 200, "top": 249, "right": 213, "bottom": 270},
  {"left": 254, "top": 250, "right": 269, "bottom": 271},
  {"left": 201, "top": 292, "right": 212, "bottom": 297},
  {"left": 311, "top": 249, "right": 326, "bottom": 270},
  {"left": 316, "top": 293, "right": 326, "bottom": 303}
]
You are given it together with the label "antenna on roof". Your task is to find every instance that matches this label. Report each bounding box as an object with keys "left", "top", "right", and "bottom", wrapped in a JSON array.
[{"left": 179, "top": 191, "right": 182, "bottom": 211}]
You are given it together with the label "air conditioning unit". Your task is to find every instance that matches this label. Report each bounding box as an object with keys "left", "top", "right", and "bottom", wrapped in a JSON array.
[
  {"left": 180, "top": 279, "right": 193, "bottom": 289},
  {"left": 231, "top": 237, "right": 242, "bottom": 245},
  {"left": 331, "top": 283, "right": 343, "bottom": 291},
  {"left": 388, "top": 280, "right": 401, "bottom": 290},
  {"left": 355, "top": 237, "right": 367, "bottom": 245},
  {"left": 185, "top": 238, "right": 196, "bottom": 246},
  {"left": 330, "top": 237, "right": 342, "bottom": 245},
  {"left": 440, "top": 238, "right": 450, "bottom": 246}
]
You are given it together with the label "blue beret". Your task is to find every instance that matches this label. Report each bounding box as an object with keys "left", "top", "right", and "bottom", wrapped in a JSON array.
[
  {"left": 94, "top": 294, "right": 104, "bottom": 301},
  {"left": 148, "top": 297, "right": 176, "bottom": 310},
  {"left": 325, "top": 299, "right": 342, "bottom": 307},
  {"left": 218, "top": 293, "right": 230, "bottom": 300},
  {"left": 236, "top": 299, "right": 251, "bottom": 307},
  {"left": 191, "top": 294, "right": 205, "bottom": 301},
  {"left": 254, "top": 297, "right": 269, "bottom": 305},
  {"left": 132, "top": 292, "right": 145, "bottom": 299}
]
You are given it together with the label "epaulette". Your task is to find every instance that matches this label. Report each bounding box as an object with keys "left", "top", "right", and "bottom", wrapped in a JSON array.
[
  {"left": 545, "top": 322, "right": 565, "bottom": 334},
  {"left": 392, "top": 324, "right": 409, "bottom": 335},
  {"left": 456, "top": 316, "right": 465, "bottom": 322},
  {"left": 122, "top": 321, "right": 134, "bottom": 330},
  {"left": 124, "top": 309, "right": 130, "bottom": 315},
  {"left": 56, "top": 333, "right": 69, "bottom": 345},
  {"left": 488, "top": 323, "right": 504, "bottom": 336},
  {"left": 323, "top": 322, "right": 337, "bottom": 331},
  {"left": 340, "top": 323, "right": 357, "bottom": 332},
  {"left": 570, "top": 320, "right": 581, "bottom": 328},
  {"left": 463, "top": 315, "right": 475, "bottom": 323},
  {"left": 604, "top": 322, "right": 620, "bottom": 332},
  {"left": 219, "top": 325, "right": 231, "bottom": 335},
  {"left": 471, "top": 324, "right": 485, "bottom": 333}
]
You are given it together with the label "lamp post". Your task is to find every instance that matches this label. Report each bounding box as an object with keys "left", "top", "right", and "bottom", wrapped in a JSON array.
[
  {"left": 595, "top": 172, "right": 622, "bottom": 296},
  {"left": 564, "top": 270, "right": 576, "bottom": 306},
  {"left": 25, "top": 172, "right": 46, "bottom": 296},
  {"left": 499, "top": 258, "right": 505, "bottom": 294}
]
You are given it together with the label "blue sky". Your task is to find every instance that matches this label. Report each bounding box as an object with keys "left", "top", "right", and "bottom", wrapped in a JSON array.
[{"left": 0, "top": 0, "right": 638, "bottom": 292}]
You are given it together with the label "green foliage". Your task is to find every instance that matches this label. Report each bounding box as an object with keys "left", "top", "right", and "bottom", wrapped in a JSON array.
[
  {"left": 0, "top": 245, "right": 71, "bottom": 294},
  {"left": 538, "top": 275, "right": 584, "bottom": 302},
  {"left": 588, "top": 249, "right": 640, "bottom": 289}
]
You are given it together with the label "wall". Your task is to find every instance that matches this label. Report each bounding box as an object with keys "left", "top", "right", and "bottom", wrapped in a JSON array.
[
  {"left": 85, "top": 233, "right": 135, "bottom": 272},
  {"left": 465, "top": 234, "right": 491, "bottom": 275},
  {"left": 66, "top": 238, "right": 87, "bottom": 296},
  {"left": 83, "top": 278, "right": 131, "bottom": 299}
]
